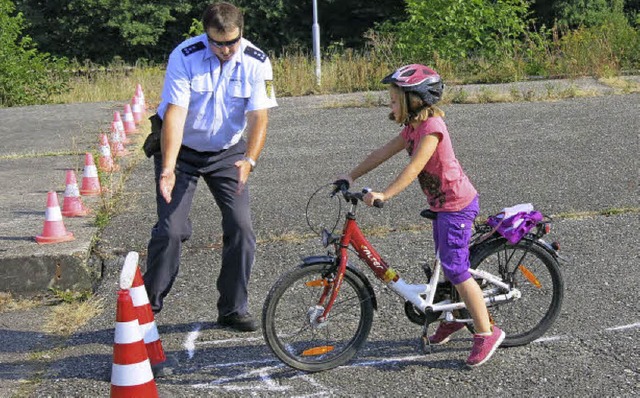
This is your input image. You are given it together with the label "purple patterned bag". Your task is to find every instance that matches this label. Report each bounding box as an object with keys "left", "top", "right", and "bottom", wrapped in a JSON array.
[{"left": 486, "top": 204, "right": 544, "bottom": 245}]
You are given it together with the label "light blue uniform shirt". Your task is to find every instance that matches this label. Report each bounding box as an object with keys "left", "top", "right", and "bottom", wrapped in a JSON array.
[{"left": 158, "top": 34, "right": 278, "bottom": 152}]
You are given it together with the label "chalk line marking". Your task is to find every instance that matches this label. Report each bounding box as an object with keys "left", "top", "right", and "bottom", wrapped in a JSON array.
[
  {"left": 533, "top": 335, "right": 568, "bottom": 343},
  {"left": 605, "top": 322, "right": 640, "bottom": 331},
  {"left": 196, "top": 336, "right": 264, "bottom": 346},
  {"left": 184, "top": 325, "right": 202, "bottom": 359},
  {"left": 192, "top": 365, "right": 290, "bottom": 392}
]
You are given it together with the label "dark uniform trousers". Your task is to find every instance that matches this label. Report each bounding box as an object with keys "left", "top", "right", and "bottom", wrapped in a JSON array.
[{"left": 144, "top": 140, "right": 255, "bottom": 317}]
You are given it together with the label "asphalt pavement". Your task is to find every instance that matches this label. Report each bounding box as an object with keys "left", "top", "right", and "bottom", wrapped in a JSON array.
[{"left": 0, "top": 76, "right": 638, "bottom": 397}]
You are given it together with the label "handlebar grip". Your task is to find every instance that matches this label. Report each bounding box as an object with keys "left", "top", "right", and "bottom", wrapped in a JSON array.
[{"left": 373, "top": 199, "right": 384, "bottom": 208}]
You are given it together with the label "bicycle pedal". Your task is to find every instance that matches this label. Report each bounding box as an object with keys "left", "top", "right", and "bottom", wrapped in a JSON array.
[{"left": 420, "top": 334, "right": 432, "bottom": 354}]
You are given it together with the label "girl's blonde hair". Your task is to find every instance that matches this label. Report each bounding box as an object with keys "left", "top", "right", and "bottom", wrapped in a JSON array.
[{"left": 389, "top": 84, "right": 444, "bottom": 125}]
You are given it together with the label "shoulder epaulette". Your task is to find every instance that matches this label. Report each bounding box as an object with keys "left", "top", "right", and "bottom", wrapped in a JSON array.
[
  {"left": 244, "top": 46, "right": 267, "bottom": 63},
  {"left": 181, "top": 41, "right": 206, "bottom": 56}
]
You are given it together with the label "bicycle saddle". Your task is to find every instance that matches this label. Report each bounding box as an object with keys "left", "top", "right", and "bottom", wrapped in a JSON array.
[{"left": 420, "top": 209, "right": 437, "bottom": 220}]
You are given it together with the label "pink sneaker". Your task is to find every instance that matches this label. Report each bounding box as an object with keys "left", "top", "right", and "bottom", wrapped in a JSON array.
[
  {"left": 466, "top": 326, "right": 505, "bottom": 367},
  {"left": 428, "top": 321, "right": 466, "bottom": 345}
]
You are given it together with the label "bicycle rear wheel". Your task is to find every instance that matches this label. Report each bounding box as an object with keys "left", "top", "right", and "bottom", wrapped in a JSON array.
[
  {"left": 262, "top": 262, "right": 374, "bottom": 372},
  {"left": 467, "top": 239, "right": 564, "bottom": 346}
]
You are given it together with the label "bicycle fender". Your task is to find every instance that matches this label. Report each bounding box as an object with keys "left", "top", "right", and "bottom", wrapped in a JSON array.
[
  {"left": 301, "top": 255, "right": 378, "bottom": 310},
  {"left": 471, "top": 236, "right": 564, "bottom": 265}
]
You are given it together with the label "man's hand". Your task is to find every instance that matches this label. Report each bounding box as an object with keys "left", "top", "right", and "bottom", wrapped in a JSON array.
[
  {"left": 159, "top": 168, "right": 176, "bottom": 203},
  {"left": 235, "top": 159, "right": 252, "bottom": 194}
]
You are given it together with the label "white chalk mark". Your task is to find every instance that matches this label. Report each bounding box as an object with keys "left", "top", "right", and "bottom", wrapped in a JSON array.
[
  {"left": 201, "top": 358, "right": 278, "bottom": 369},
  {"left": 196, "top": 336, "right": 264, "bottom": 346},
  {"left": 605, "top": 322, "right": 640, "bottom": 331},
  {"left": 533, "top": 335, "right": 568, "bottom": 343},
  {"left": 192, "top": 365, "right": 290, "bottom": 392},
  {"left": 184, "top": 325, "right": 202, "bottom": 359}
]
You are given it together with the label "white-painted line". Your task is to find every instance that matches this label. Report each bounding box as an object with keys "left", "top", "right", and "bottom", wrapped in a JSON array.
[
  {"left": 605, "top": 322, "right": 640, "bottom": 331},
  {"left": 184, "top": 325, "right": 202, "bottom": 359}
]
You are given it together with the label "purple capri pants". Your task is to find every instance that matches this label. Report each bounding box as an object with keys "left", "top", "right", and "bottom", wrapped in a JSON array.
[{"left": 432, "top": 196, "right": 479, "bottom": 285}]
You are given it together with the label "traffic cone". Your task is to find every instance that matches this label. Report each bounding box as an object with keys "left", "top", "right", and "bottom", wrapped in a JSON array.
[
  {"left": 98, "top": 134, "right": 119, "bottom": 172},
  {"left": 111, "top": 289, "right": 158, "bottom": 398},
  {"left": 111, "top": 119, "right": 130, "bottom": 145},
  {"left": 113, "top": 111, "right": 126, "bottom": 138},
  {"left": 80, "top": 152, "right": 102, "bottom": 196},
  {"left": 122, "top": 104, "right": 137, "bottom": 134},
  {"left": 131, "top": 95, "right": 143, "bottom": 125},
  {"left": 110, "top": 124, "right": 128, "bottom": 158},
  {"left": 35, "top": 191, "right": 75, "bottom": 244},
  {"left": 61, "top": 170, "right": 90, "bottom": 217},
  {"left": 120, "top": 252, "right": 166, "bottom": 365},
  {"left": 135, "top": 84, "right": 147, "bottom": 112}
]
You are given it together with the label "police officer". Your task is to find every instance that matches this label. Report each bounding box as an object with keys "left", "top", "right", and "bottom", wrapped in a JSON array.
[{"left": 144, "top": 2, "right": 277, "bottom": 332}]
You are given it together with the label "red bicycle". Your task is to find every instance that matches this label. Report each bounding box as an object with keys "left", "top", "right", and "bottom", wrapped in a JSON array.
[{"left": 262, "top": 182, "right": 565, "bottom": 372}]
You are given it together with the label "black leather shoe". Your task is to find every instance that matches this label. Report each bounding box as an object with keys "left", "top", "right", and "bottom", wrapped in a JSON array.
[{"left": 217, "top": 312, "right": 258, "bottom": 332}]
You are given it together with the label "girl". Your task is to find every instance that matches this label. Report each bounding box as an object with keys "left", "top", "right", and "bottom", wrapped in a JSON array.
[{"left": 338, "top": 64, "right": 504, "bottom": 367}]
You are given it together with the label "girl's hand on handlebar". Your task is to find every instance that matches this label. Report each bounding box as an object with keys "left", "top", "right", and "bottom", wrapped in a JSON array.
[
  {"left": 334, "top": 174, "right": 353, "bottom": 187},
  {"left": 364, "top": 191, "right": 384, "bottom": 207}
]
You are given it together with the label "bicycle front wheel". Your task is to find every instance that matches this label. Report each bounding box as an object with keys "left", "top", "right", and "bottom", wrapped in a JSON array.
[
  {"left": 468, "top": 239, "right": 564, "bottom": 346},
  {"left": 262, "top": 262, "right": 374, "bottom": 372}
]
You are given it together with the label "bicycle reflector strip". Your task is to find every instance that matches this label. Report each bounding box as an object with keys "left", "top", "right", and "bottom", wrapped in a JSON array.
[
  {"left": 305, "top": 279, "right": 329, "bottom": 287},
  {"left": 518, "top": 265, "right": 542, "bottom": 288},
  {"left": 302, "top": 346, "right": 335, "bottom": 356}
]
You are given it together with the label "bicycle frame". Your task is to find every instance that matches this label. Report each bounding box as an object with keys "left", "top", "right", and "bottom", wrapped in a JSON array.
[{"left": 319, "top": 204, "right": 520, "bottom": 324}]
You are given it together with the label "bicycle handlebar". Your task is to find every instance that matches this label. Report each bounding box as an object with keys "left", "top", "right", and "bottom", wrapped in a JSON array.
[{"left": 332, "top": 180, "right": 384, "bottom": 208}]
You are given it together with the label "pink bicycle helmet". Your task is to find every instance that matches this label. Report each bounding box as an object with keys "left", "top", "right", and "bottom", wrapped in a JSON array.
[{"left": 381, "top": 64, "right": 444, "bottom": 106}]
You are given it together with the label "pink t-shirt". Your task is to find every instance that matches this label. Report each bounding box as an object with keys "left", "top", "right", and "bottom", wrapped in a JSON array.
[{"left": 400, "top": 116, "right": 477, "bottom": 212}]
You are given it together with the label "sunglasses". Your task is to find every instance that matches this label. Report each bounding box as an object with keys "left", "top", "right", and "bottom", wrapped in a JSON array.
[{"left": 207, "top": 34, "right": 242, "bottom": 48}]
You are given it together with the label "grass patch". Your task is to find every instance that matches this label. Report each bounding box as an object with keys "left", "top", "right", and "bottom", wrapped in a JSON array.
[
  {"left": 599, "top": 77, "right": 640, "bottom": 93},
  {"left": 0, "top": 150, "right": 83, "bottom": 160},
  {"left": 554, "top": 207, "right": 640, "bottom": 219},
  {"left": 0, "top": 292, "right": 41, "bottom": 313},
  {"left": 43, "top": 296, "right": 104, "bottom": 336}
]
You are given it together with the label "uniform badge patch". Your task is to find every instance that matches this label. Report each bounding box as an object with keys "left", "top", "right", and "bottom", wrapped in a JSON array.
[
  {"left": 265, "top": 80, "right": 274, "bottom": 98},
  {"left": 182, "top": 41, "right": 206, "bottom": 56},
  {"left": 244, "top": 46, "right": 267, "bottom": 62}
]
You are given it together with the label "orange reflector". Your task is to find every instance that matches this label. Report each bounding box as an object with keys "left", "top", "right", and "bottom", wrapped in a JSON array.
[
  {"left": 305, "top": 279, "right": 328, "bottom": 287},
  {"left": 302, "top": 346, "right": 334, "bottom": 356},
  {"left": 519, "top": 264, "right": 542, "bottom": 288}
]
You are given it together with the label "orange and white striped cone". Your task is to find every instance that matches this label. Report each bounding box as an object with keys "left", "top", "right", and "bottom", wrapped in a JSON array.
[
  {"left": 113, "top": 111, "right": 126, "bottom": 138},
  {"left": 131, "top": 95, "right": 143, "bottom": 125},
  {"left": 120, "top": 252, "right": 166, "bottom": 365},
  {"left": 112, "top": 120, "right": 130, "bottom": 145},
  {"left": 135, "top": 84, "right": 147, "bottom": 112},
  {"left": 80, "top": 152, "right": 102, "bottom": 196},
  {"left": 122, "top": 104, "right": 138, "bottom": 135},
  {"left": 98, "top": 133, "right": 119, "bottom": 172},
  {"left": 110, "top": 124, "right": 129, "bottom": 158},
  {"left": 111, "top": 289, "right": 158, "bottom": 398},
  {"left": 35, "top": 191, "right": 75, "bottom": 244},
  {"left": 61, "top": 170, "right": 90, "bottom": 217}
]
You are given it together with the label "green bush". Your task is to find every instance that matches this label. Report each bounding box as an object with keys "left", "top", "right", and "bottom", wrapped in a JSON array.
[
  {"left": 0, "top": 0, "right": 69, "bottom": 107},
  {"left": 379, "top": 0, "right": 531, "bottom": 63}
]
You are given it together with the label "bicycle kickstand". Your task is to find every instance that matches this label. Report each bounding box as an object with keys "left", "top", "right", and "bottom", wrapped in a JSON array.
[{"left": 420, "top": 321, "right": 433, "bottom": 354}]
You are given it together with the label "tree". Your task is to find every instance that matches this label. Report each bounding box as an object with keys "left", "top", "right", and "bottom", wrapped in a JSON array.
[
  {"left": 553, "top": 0, "right": 626, "bottom": 28},
  {"left": 382, "top": 0, "right": 531, "bottom": 62},
  {"left": 0, "top": 0, "right": 68, "bottom": 107},
  {"left": 15, "top": 0, "right": 191, "bottom": 63}
]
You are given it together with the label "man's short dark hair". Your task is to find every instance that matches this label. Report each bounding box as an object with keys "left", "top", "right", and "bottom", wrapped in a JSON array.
[{"left": 202, "top": 2, "right": 244, "bottom": 33}]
